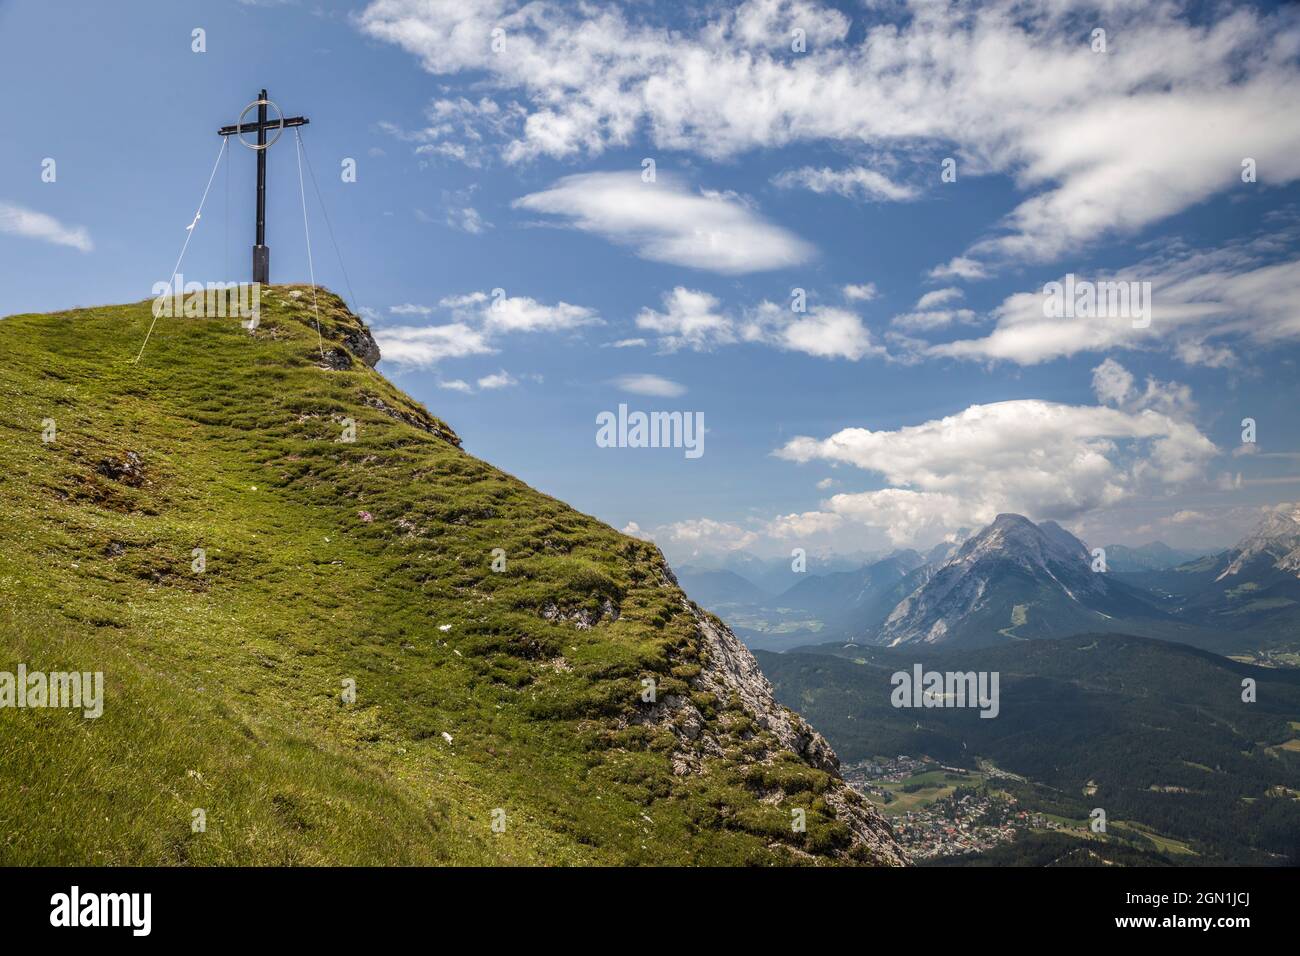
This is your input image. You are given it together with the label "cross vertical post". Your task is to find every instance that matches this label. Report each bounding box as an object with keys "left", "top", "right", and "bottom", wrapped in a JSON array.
[
  {"left": 217, "top": 90, "right": 310, "bottom": 286},
  {"left": 254, "top": 89, "right": 269, "bottom": 283}
]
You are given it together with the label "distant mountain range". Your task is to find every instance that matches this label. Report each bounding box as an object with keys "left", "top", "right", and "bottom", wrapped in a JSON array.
[
  {"left": 675, "top": 549, "right": 890, "bottom": 597},
  {"left": 1099, "top": 541, "right": 1207, "bottom": 572},
  {"left": 675, "top": 509, "right": 1300, "bottom": 656},
  {"left": 1122, "top": 507, "right": 1300, "bottom": 643},
  {"left": 670, "top": 567, "right": 769, "bottom": 607}
]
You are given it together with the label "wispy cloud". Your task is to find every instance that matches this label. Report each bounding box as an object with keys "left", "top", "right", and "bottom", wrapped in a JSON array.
[
  {"left": 610, "top": 373, "right": 687, "bottom": 398},
  {"left": 360, "top": 0, "right": 1300, "bottom": 272},
  {"left": 514, "top": 171, "right": 813, "bottom": 275},
  {"left": 772, "top": 166, "right": 917, "bottom": 202},
  {"left": 0, "top": 201, "right": 92, "bottom": 252}
]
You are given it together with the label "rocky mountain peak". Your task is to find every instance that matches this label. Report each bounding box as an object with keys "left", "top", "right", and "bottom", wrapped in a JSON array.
[
  {"left": 950, "top": 513, "right": 1089, "bottom": 573},
  {"left": 1219, "top": 507, "right": 1300, "bottom": 578},
  {"left": 876, "top": 513, "right": 1123, "bottom": 647}
]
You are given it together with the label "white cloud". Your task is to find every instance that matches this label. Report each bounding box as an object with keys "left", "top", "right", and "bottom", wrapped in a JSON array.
[
  {"left": 636, "top": 288, "right": 735, "bottom": 352},
  {"left": 514, "top": 171, "right": 813, "bottom": 275},
  {"left": 766, "top": 510, "right": 844, "bottom": 538},
  {"left": 928, "top": 257, "right": 988, "bottom": 282},
  {"left": 743, "top": 301, "right": 883, "bottom": 361},
  {"left": 390, "top": 303, "right": 434, "bottom": 316},
  {"left": 890, "top": 308, "right": 976, "bottom": 331},
  {"left": 633, "top": 288, "right": 884, "bottom": 361},
  {"left": 929, "top": 240, "right": 1300, "bottom": 367},
  {"left": 0, "top": 201, "right": 92, "bottom": 252},
  {"left": 360, "top": 0, "right": 1300, "bottom": 273},
  {"left": 436, "top": 290, "right": 600, "bottom": 333},
  {"left": 476, "top": 370, "right": 518, "bottom": 389},
  {"left": 1091, "top": 358, "right": 1135, "bottom": 407},
  {"left": 447, "top": 206, "right": 489, "bottom": 233},
  {"left": 772, "top": 165, "right": 917, "bottom": 202},
  {"left": 915, "top": 288, "right": 963, "bottom": 310},
  {"left": 376, "top": 322, "right": 495, "bottom": 368},
  {"left": 378, "top": 290, "right": 599, "bottom": 367},
  {"left": 775, "top": 396, "right": 1218, "bottom": 544},
  {"left": 603, "top": 337, "right": 647, "bottom": 349},
  {"left": 438, "top": 379, "right": 474, "bottom": 393},
  {"left": 657, "top": 518, "right": 759, "bottom": 553},
  {"left": 611, "top": 373, "right": 687, "bottom": 398},
  {"left": 843, "top": 283, "right": 878, "bottom": 302}
]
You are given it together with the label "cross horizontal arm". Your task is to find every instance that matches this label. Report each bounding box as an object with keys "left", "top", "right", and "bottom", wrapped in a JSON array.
[{"left": 218, "top": 116, "right": 310, "bottom": 136}]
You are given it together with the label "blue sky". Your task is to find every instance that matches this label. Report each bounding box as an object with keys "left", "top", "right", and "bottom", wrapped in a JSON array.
[{"left": 4, "top": 0, "right": 1300, "bottom": 564}]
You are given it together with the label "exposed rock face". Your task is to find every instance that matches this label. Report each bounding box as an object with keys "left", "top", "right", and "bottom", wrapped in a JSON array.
[
  {"left": 360, "top": 393, "right": 461, "bottom": 447},
  {"left": 635, "top": 574, "right": 907, "bottom": 865},
  {"left": 876, "top": 512, "right": 1151, "bottom": 647},
  {"left": 1218, "top": 508, "right": 1300, "bottom": 579},
  {"left": 343, "top": 324, "right": 381, "bottom": 368}
]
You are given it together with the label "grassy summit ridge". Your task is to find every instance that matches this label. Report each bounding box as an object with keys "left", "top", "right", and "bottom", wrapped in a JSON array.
[{"left": 0, "top": 288, "right": 903, "bottom": 866}]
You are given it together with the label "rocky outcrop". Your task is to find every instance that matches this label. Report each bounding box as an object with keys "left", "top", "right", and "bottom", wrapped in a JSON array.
[
  {"left": 342, "top": 323, "right": 381, "bottom": 368},
  {"left": 360, "top": 392, "right": 462, "bottom": 448},
  {"left": 633, "top": 559, "right": 907, "bottom": 865}
]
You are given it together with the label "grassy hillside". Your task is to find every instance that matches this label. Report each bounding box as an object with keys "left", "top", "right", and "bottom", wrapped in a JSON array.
[{"left": 0, "top": 288, "right": 901, "bottom": 866}]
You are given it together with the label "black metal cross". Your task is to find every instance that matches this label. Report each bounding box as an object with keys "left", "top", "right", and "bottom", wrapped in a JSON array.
[{"left": 218, "top": 89, "right": 309, "bottom": 284}]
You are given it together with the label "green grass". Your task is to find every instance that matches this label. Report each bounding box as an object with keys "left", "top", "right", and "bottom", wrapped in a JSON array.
[{"left": 0, "top": 289, "right": 894, "bottom": 866}]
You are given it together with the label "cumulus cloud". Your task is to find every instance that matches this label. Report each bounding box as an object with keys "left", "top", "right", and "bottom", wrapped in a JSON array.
[
  {"left": 610, "top": 373, "right": 687, "bottom": 398},
  {"left": 772, "top": 165, "right": 917, "bottom": 202},
  {"left": 442, "top": 291, "right": 600, "bottom": 334},
  {"left": 766, "top": 510, "right": 844, "bottom": 538},
  {"left": 633, "top": 289, "right": 884, "bottom": 361},
  {"left": 775, "top": 396, "right": 1218, "bottom": 543},
  {"left": 843, "top": 283, "right": 878, "bottom": 302},
  {"left": 928, "top": 257, "right": 988, "bottom": 281},
  {"left": 375, "top": 291, "right": 599, "bottom": 368},
  {"left": 636, "top": 288, "right": 735, "bottom": 352},
  {"left": 376, "top": 322, "right": 495, "bottom": 368},
  {"left": 513, "top": 171, "right": 813, "bottom": 274},
  {"left": 742, "top": 300, "right": 884, "bottom": 361},
  {"left": 655, "top": 518, "right": 759, "bottom": 553},
  {"left": 1091, "top": 358, "right": 1135, "bottom": 406},
  {"left": 0, "top": 200, "right": 92, "bottom": 252},
  {"left": 476, "top": 370, "right": 517, "bottom": 389}
]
